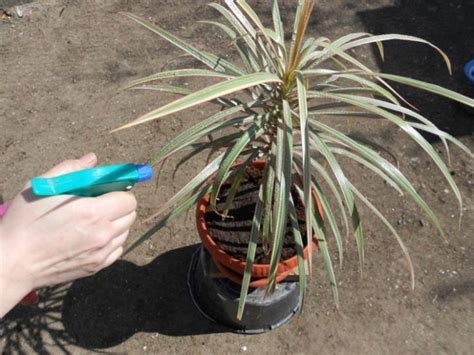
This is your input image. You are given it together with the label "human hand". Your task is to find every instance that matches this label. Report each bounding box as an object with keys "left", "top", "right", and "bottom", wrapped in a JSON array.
[{"left": 0, "top": 153, "right": 137, "bottom": 317}]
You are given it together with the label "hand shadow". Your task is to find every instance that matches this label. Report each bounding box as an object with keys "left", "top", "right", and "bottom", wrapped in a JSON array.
[{"left": 61, "top": 244, "right": 229, "bottom": 350}]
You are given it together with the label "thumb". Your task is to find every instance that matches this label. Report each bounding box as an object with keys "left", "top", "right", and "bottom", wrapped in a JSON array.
[{"left": 42, "top": 153, "right": 98, "bottom": 178}]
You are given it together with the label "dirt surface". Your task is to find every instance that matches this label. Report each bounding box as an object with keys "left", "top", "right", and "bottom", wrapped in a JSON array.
[
  {"left": 1, "top": 0, "right": 473, "bottom": 354},
  {"left": 206, "top": 165, "right": 307, "bottom": 264}
]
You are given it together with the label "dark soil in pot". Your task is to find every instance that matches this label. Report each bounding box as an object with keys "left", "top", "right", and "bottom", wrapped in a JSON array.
[{"left": 205, "top": 165, "right": 308, "bottom": 264}]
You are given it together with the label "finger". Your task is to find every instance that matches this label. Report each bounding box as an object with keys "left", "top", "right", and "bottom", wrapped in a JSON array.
[
  {"left": 110, "top": 211, "right": 136, "bottom": 233},
  {"left": 92, "top": 231, "right": 129, "bottom": 264},
  {"left": 77, "top": 214, "right": 132, "bottom": 253},
  {"left": 37, "top": 230, "right": 128, "bottom": 287},
  {"left": 42, "top": 153, "right": 98, "bottom": 178},
  {"left": 109, "top": 230, "right": 130, "bottom": 250},
  {"left": 93, "top": 191, "right": 137, "bottom": 220},
  {"left": 102, "top": 246, "right": 124, "bottom": 269},
  {"left": 44, "top": 244, "right": 124, "bottom": 285}
]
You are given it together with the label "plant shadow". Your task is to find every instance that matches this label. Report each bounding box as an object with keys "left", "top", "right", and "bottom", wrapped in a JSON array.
[
  {"left": 1, "top": 245, "right": 229, "bottom": 353},
  {"left": 357, "top": 0, "right": 474, "bottom": 141},
  {"left": 0, "top": 284, "right": 76, "bottom": 354}
]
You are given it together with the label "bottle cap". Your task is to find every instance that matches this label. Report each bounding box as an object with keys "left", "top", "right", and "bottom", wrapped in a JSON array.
[{"left": 135, "top": 164, "right": 153, "bottom": 182}]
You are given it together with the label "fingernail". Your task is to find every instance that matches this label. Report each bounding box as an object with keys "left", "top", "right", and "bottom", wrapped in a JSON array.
[{"left": 79, "top": 152, "right": 97, "bottom": 165}]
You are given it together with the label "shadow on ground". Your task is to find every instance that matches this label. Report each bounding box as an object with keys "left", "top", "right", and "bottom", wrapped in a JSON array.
[
  {"left": 357, "top": 0, "right": 474, "bottom": 140},
  {"left": 0, "top": 285, "right": 75, "bottom": 354},
  {"left": 62, "top": 244, "right": 228, "bottom": 349},
  {"left": 1, "top": 245, "right": 228, "bottom": 353},
  {"left": 430, "top": 281, "right": 474, "bottom": 303}
]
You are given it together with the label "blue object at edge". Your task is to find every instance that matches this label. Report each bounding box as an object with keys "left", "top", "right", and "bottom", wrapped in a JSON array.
[{"left": 465, "top": 60, "right": 474, "bottom": 85}]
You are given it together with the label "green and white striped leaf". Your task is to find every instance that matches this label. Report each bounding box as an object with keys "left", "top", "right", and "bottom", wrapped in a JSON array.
[
  {"left": 129, "top": 85, "right": 192, "bottom": 95},
  {"left": 125, "top": 68, "right": 234, "bottom": 89},
  {"left": 222, "top": 150, "right": 260, "bottom": 216},
  {"left": 312, "top": 120, "right": 445, "bottom": 239},
  {"left": 408, "top": 123, "right": 473, "bottom": 158},
  {"left": 296, "top": 71, "right": 313, "bottom": 271},
  {"left": 225, "top": 0, "right": 256, "bottom": 38},
  {"left": 267, "top": 100, "right": 293, "bottom": 293},
  {"left": 338, "top": 34, "right": 452, "bottom": 74},
  {"left": 126, "top": 159, "right": 243, "bottom": 255},
  {"left": 308, "top": 129, "right": 363, "bottom": 270},
  {"left": 125, "top": 185, "right": 211, "bottom": 254},
  {"left": 327, "top": 94, "right": 457, "bottom": 165},
  {"left": 210, "top": 112, "right": 271, "bottom": 210},
  {"left": 311, "top": 91, "right": 463, "bottom": 218},
  {"left": 288, "top": 194, "right": 306, "bottom": 311},
  {"left": 113, "top": 72, "right": 281, "bottom": 131},
  {"left": 122, "top": 12, "right": 243, "bottom": 75},
  {"left": 199, "top": 20, "right": 260, "bottom": 73},
  {"left": 312, "top": 212, "right": 340, "bottom": 306},
  {"left": 271, "top": 0, "right": 285, "bottom": 49},
  {"left": 148, "top": 104, "right": 245, "bottom": 165},
  {"left": 175, "top": 131, "right": 243, "bottom": 170},
  {"left": 360, "top": 72, "right": 474, "bottom": 107},
  {"left": 294, "top": 185, "right": 340, "bottom": 307},
  {"left": 316, "top": 187, "right": 347, "bottom": 267},
  {"left": 145, "top": 154, "right": 224, "bottom": 222},
  {"left": 237, "top": 0, "right": 282, "bottom": 73},
  {"left": 208, "top": 3, "right": 258, "bottom": 57},
  {"left": 308, "top": 41, "right": 376, "bottom": 74},
  {"left": 329, "top": 73, "right": 400, "bottom": 104},
  {"left": 349, "top": 182, "right": 415, "bottom": 289},
  {"left": 288, "top": 0, "right": 314, "bottom": 71},
  {"left": 292, "top": 166, "right": 344, "bottom": 268},
  {"left": 302, "top": 33, "right": 368, "bottom": 66},
  {"left": 329, "top": 147, "right": 403, "bottom": 195},
  {"left": 262, "top": 141, "right": 276, "bottom": 247},
  {"left": 237, "top": 181, "right": 265, "bottom": 320},
  {"left": 305, "top": 43, "right": 415, "bottom": 109},
  {"left": 298, "top": 36, "right": 331, "bottom": 68},
  {"left": 304, "top": 155, "right": 351, "bottom": 239}
]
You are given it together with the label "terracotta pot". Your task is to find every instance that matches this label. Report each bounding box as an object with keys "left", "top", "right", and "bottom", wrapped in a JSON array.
[
  {"left": 195, "top": 160, "right": 321, "bottom": 287},
  {"left": 211, "top": 254, "right": 294, "bottom": 288}
]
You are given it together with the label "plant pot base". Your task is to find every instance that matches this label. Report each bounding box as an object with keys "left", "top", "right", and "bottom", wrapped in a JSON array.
[{"left": 187, "top": 246, "right": 300, "bottom": 334}]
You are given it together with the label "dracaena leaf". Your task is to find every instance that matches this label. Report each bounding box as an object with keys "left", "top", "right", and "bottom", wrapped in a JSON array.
[{"left": 113, "top": 72, "right": 281, "bottom": 131}]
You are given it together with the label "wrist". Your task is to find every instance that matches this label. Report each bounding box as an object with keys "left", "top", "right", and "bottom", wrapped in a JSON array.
[{"left": 0, "top": 219, "right": 34, "bottom": 317}]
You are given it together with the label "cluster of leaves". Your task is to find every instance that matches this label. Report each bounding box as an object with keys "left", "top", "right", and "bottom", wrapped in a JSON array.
[{"left": 117, "top": 0, "right": 473, "bottom": 319}]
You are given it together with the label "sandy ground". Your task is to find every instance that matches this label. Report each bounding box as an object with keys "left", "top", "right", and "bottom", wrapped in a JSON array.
[{"left": 1, "top": 0, "right": 473, "bottom": 354}]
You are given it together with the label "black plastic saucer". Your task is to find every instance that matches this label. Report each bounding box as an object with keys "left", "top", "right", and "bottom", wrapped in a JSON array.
[{"left": 187, "top": 246, "right": 300, "bottom": 334}]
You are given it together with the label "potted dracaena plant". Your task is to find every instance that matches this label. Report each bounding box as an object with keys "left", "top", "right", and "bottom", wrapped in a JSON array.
[{"left": 114, "top": 0, "right": 473, "bottom": 329}]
